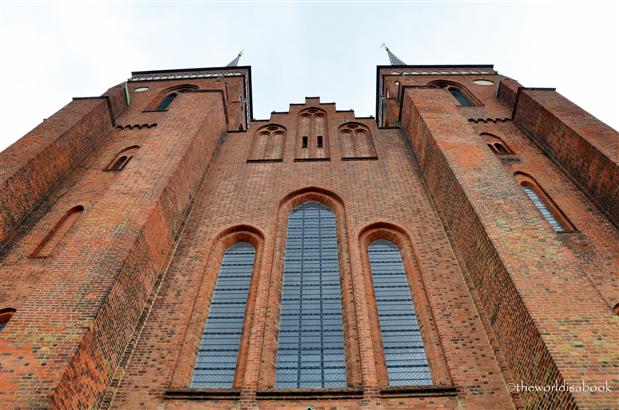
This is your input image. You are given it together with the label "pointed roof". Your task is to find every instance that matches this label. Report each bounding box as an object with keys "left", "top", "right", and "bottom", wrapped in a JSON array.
[
  {"left": 384, "top": 46, "right": 406, "bottom": 66},
  {"left": 226, "top": 50, "right": 244, "bottom": 67}
]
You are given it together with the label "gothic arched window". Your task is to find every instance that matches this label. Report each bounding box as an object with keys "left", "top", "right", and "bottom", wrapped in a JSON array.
[
  {"left": 428, "top": 80, "right": 480, "bottom": 107},
  {"left": 338, "top": 122, "right": 377, "bottom": 160},
  {"left": 191, "top": 242, "right": 256, "bottom": 388},
  {"left": 368, "top": 239, "right": 431, "bottom": 385},
  {"left": 515, "top": 173, "right": 574, "bottom": 233},
  {"left": 105, "top": 146, "right": 139, "bottom": 171},
  {"left": 481, "top": 133, "right": 514, "bottom": 155},
  {"left": 275, "top": 201, "right": 347, "bottom": 388},
  {"left": 32, "top": 205, "right": 84, "bottom": 258}
]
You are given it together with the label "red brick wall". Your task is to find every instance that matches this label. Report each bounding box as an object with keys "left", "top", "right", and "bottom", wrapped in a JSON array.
[
  {"left": 513, "top": 89, "right": 619, "bottom": 227},
  {"left": 0, "top": 97, "right": 114, "bottom": 249},
  {"left": 400, "top": 86, "right": 617, "bottom": 409},
  {"left": 0, "top": 91, "right": 227, "bottom": 408},
  {"left": 102, "top": 98, "right": 514, "bottom": 409}
]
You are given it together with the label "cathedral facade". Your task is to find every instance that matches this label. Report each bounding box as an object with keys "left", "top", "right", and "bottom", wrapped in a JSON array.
[{"left": 0, "top": 56, "right": 617, "bottom": 409}]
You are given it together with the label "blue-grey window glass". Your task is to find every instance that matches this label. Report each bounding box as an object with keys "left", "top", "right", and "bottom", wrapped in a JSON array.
[
  {"left": 191, "top": 242, "right": 255, "bottom": 388},
  {"left": 0, "top": 321, "right": 7, "bottom": 331},
  {"left": 522, "top": 185, "right": 565, "bottom": 232},
  {"left": 448, "top": 87, "right": 472, "bottom": 106},
  {"left": 368, "top": 239, "right": 432, "bottom": 386},
  {"left": 276, "top": 201, "right": 347, "bottom": 388},
  {"left": 157, "top": 93, "right": 177, "bottom": 111}
]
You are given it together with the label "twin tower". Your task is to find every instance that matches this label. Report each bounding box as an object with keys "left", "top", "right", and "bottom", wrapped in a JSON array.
[{"left": 0, "top": 58, "right": 617, "bottom": 409}]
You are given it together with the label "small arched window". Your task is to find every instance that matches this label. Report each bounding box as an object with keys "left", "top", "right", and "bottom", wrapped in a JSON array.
[
  {"left": 368, "top": 240, "right": 431, "bottom": 386},
  {"left": 481, "top": 133, "right": 514, "bottom": 155},
  {"left": 0, "top": 308, "right": 16, "bottom": 331},
  {"left": 149, "top": 85, "right": 198, "bottom": 112},
  {"left": 105, "top": 146, "right": 139, "bottom": 172},
  {"left": 447, "top": 87, "right": 472, "bottom": 107},
  {"left": 32, "top": 205, "right": 84, "bottom": 258},
  {"left": 192, "top": 242, "right": 256, "bottom": 388},
  {"left": 428, "top": 80, "right": 480, "bottom": 107},
  {"left": 156, "top": 93, "right": 177, "bottom": 111},
  {"left": 515, "top": 173, "right": 574, "bottom": 233}
]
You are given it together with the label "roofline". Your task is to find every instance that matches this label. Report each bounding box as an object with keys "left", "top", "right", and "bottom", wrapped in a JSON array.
[
  {"left": 131, "top": 65, "right": 252, "bottom": 76},
  {"left": 374, "top": 64, "right": 495, "bottom": 122}
]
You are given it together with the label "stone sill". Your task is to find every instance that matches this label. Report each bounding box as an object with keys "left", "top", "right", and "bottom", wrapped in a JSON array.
[{"left": 165, "top": 385, "right": 458, "bottom": 401}]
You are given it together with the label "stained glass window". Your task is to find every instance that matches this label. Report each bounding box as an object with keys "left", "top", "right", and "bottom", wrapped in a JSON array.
[
  {"left": 191, "top": 242, "right": 255, "bottom": 388},
  {"left": 522, "top": 185, "right": 565, "bottom": 232},
  {"left": 276, "top": 201, "right": 347, "bottom": 388},
  {"left": 368, "top": 239, "right": 432, "bottom": 386}
]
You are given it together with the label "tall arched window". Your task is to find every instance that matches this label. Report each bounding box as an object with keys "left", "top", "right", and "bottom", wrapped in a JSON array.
[
  {"left": 191, "top": 242, "right": 256, "bottom": 388},
  {"left": 105, "top": 146, "right": 139, "bottom": 171},
  {"left": 368, "top": 240, "right": 431, "bottom": 386},
  {"left": 276, "top": 201, "right": 346, "bottom": 388},
  {"left": 515, "top": 173, "right": 574, "bottom": 233},
  {"left": 0, "top": 308, "right": 16, "bottom": 331},
  {"left": 32, "top": 205, "right": 84, "bottom": 258}
]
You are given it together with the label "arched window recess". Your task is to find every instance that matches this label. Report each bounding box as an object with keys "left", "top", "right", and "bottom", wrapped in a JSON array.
[
  {"left": 514, "top": 172, "right": 575, "bottom": 233},
  {"left": 104, "top": 146, "right": 139, "bottom": 172},
  {"left": 428, "top": 80, "right": 481, "bottom": 107}
]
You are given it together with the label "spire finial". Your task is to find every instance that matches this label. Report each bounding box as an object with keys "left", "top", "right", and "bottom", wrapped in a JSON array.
[
  {"left": 226, "top": 50, "right": 244, "bottom": 67},
  {"left": 381, "top": 43, "right": 406, "bottom": 66}
]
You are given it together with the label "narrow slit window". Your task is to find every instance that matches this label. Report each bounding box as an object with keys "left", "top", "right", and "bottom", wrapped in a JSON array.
[
  {"left": 157, "top": 93, "right": 177, "bottom": 111},
  {"left": 521, "top": 185, "right": 565, "bottom": 233},
  {"left": 494, "top": 143, "right": 509, "bottom": 155},
  {"left": 110, "top": 156, "right": 128, "bottom": 171},
  {"left": 368, "top": 240, "right": 431, "bottom": 386},
  {"left": 447, "top": 87, "right": 471, "bottom": 107},
  {"left": 302, "top": 136, "right": 309, "bottom": 148},
  {"left": 317, "top": 135, "right": 323, "bottom": 148},
  {"left": 191, "top": 242, "right": 256, "bottom": 388},
  {"left": 276, "top": 202, "right": 347, "bottom": 388}
]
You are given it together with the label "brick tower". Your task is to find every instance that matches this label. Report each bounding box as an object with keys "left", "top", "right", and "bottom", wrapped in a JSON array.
[{"left": 0, "top": 53, "right": 617, "bottom": 409}]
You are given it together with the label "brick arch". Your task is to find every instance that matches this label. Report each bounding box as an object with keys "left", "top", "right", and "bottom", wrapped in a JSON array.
[
  {"left": 338, "top": 122, "right": 377, "bottom": 160},
  {"left": 31, "top": 205, "right": 85, "bottom": 258},
  {"left": 357, "top": 221, "right": 452, "bottom": 387},
  {"left": 513, "top": 171, "right": 575, "bottom": 232},
  {"left": 170, "top": 224, "right": 266, "bottom": 389},
  {"left": 104, "top": 145, "right": 140, "bottom": 171},
  {"left": 427, "top": 79, "right": 481, "bottom": 106},
  {"left": 480, "top": 132, "right": 514, "bottom": 155},
  {"left": 257, "top": 187, "right": 363, "bottom": 389},
  {"left": 248, "top": 123, "right": 287, "bottom": 162}
]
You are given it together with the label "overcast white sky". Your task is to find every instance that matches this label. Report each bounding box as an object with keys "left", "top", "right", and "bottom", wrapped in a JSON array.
[{"left": 0, "top": 0, "right": 617, "bottom": 152}]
